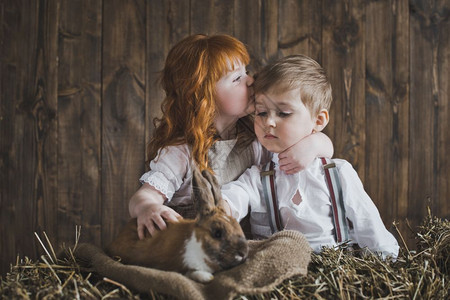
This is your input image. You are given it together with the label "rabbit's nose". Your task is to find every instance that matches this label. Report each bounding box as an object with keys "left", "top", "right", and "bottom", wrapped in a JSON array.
[
  {"left": 236, "top": 238, "right": 248, "bottom": 261},
  {"left": 235, "top": 250, "right": 247, "bottom": 262},
  {"left": 235, "top": 254, "right": 244, "bottom": 262}
]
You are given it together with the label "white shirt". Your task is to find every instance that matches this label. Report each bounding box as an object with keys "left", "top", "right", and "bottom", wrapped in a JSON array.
[{"left": 222, "top": 154, "right": 399, "bottom": 259}]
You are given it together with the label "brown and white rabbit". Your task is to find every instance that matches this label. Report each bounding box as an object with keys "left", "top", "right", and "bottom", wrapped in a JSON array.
[{"left": 106, "top": 165, "right": 248, "bottom": 283}]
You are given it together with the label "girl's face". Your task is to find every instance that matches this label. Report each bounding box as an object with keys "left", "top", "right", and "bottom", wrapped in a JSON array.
[{"left": 215, "top": 62, "right": 254, "bottom": 119}]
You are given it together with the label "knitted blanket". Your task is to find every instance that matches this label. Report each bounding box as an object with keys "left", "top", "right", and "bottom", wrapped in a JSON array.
[{"left": 74, "top": 230, "right": 311, "bottom": 300}]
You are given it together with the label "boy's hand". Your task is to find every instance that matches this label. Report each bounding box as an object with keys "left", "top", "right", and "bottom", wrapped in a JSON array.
[{"left": 136, "top": 203, "right": 182, "bottom": 239}]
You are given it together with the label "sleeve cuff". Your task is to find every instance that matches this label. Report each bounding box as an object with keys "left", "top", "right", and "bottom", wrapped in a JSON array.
[{"left": 140, "top": 170, "right": 175, "bottom": 200}]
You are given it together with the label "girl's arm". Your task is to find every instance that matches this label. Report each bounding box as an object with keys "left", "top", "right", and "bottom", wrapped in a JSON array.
[
  {"left": 130, "top": 145, "right": 190, "bottom": 239},
  {"left": 278, "top": 132, "right": 333, "bottom": 174},
  {"left": 129, "top": 183, "right": 181, "bottom": 239}
]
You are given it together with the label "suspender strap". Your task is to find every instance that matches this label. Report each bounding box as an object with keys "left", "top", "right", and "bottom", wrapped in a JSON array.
[
  {"left": 260, "top": 161, "right": 283, "bottom": 234},
  {"left": 320, "top": 157, "right": 349, "bottom": 243},
  {"left": 260, "top": 158, "right": 348, "bottom": 242}
]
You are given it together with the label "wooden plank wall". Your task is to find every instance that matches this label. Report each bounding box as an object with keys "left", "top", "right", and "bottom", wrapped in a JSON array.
[{"left": 1, "top": 0, "right": 449, "bottom": 276}]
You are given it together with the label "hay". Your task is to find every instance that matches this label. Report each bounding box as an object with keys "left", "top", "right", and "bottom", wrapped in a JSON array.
[{"left": 1, "top": 209, "right": 449, "bottom": 299}]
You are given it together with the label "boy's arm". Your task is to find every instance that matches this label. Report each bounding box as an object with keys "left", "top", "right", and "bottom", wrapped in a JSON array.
[
  {"left": 279, "top": 132, "right": 333, "bottom": 174},
  {"left": 221, "top": 166, "right": 261, "bottom": 221},
  {"left": 339, "top": 161, "right": 399, "bottom": 259}
]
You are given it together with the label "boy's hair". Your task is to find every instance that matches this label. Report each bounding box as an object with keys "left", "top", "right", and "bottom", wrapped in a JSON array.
[
  {"left": 147, "top": 34, "right": 254, "bottom": 171},
  {"left": 253, "top": 55, "right": 332, "bottom": 115}
]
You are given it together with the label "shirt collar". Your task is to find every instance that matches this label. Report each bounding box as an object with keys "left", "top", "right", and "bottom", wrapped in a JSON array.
[{"left": 271, "top": 152, "right": 280, "bottom": 166}]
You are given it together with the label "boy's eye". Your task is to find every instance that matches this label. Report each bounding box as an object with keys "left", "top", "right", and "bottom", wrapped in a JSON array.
[
  {"left": 278, "top": 112, "right": 291, "bottom": 117},
  {"left": 256, "top": 111, "right": 267, "bottom": 117}
]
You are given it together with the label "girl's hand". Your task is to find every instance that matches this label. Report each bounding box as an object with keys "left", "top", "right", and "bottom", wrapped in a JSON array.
[
  {"left": 135, "top": 203, "right": 182, "bottom": 239},
  {"left": 129, "top": 183, "right": 182, "bottom": 239},
  {"left": 279, "top": 132, "right": 334, "bottom": 174}
]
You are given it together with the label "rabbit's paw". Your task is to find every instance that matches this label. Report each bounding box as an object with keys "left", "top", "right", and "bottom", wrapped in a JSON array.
[{"left": 187, "top": 270, "right": 214, "bottom": 283}]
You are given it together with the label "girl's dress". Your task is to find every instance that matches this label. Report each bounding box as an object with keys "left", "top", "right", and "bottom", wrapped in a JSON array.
[{"left": 140, "top": 139, "right": 268, "bottom": 218}]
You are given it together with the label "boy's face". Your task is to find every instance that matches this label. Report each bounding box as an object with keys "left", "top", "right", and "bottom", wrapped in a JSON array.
[{"left": 254, "top": 89, "right": 318, "bottom": 153}]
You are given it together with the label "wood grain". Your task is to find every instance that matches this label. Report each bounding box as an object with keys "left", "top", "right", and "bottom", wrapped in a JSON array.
[
  {"left": 409, "top": 0, "right": 450, "bottom": 227},
  {"left": 234, "top": 0, "right": 263, "bottom": 71},
  {"left": 101, "top": 0, "right": 146, "bottom": 245},
  {"left": 191, "top": 0, "right": 234, "bottom": 35},
  {"left": 279, "top": 0, "right": 322, "bottom": 61},
  {"left": 261, "top": 0, "right": 278, "bottom": 63},
  {"left": 435, "top": 0, "right": 450, "bottom": 221},
  {"left": 57, "top": 0, "right": 102, "bottom": 247},
  {"left": 409, "top": 0, "right": 436, "bottom": 228},
  {"left": 1, "top": 0, "right": 450, "bottom": 276},
  {"left": 146, "top": 0, "right": 190, "bottom": 166},
  {"left": 0, "top": 0, "right": 58, "bottom": 274},
  {"left": 361, "top": 1, "right": 412, "bottom": 246},
  {"left": 322, "top": 0, "right": 366, "bottom": 179}
]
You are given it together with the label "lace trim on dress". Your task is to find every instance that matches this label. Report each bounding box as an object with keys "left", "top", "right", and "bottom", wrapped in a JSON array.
[{"left": 139, "top": 170, "right": 174, "bottom": 200}]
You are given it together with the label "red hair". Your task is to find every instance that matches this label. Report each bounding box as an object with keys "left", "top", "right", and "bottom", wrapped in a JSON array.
[{"left": 147, "top": 34, "right": 253, "bottom": 171}]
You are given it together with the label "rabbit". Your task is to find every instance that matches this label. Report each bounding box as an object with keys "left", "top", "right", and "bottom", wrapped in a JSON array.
[{"left": 106, "top": 164, "right": 249, "bottom": 283}]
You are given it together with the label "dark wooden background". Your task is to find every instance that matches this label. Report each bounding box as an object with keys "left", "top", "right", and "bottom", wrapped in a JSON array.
[{"left": 1, "top": 0, "right": 449, "bottom": 276}]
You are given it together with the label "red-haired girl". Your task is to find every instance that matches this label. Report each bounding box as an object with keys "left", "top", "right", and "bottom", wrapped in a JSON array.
[{"left": 129, "top": 34, "right": 333, "bottom": 239}]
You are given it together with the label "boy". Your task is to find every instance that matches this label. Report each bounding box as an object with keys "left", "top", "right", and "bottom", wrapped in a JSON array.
[{"left": 221, "top": 55, "right": 399, "bottom": 259}]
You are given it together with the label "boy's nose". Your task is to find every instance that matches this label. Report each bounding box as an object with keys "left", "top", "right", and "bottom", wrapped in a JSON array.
[{"left": 265, "top": 116, "right": 276, "bottom": 127}]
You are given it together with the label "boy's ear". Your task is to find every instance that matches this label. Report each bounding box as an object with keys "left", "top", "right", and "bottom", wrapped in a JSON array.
[{"left": 313, "top": 109, "right": 329, "bottom": 132}]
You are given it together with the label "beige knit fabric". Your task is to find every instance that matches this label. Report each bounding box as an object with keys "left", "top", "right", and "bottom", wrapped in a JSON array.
[
  {"left": 208, "top": 139, "right": 255, "bottom": 185},
  {"left": 74, "top": 230, "right": 311, "bottom": 300},
  {"left": 170, "top": 139, "right": 255, "bottom": 220}
]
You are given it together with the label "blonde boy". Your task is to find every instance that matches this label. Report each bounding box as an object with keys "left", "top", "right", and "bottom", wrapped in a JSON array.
[{"left": 222, "top": 55, "right": 399, "bottom": 259}]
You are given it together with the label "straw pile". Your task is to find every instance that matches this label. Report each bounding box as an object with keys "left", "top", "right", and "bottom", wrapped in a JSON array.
[
  {"left": 244, "top": 209, "right": 449, "bottom": 299},
  {"left": 1, "top": 209, "right": 449, "bottom": 299}
]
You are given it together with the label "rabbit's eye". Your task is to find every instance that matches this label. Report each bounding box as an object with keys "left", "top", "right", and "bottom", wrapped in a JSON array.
[{"left": 212, "top": 229, "right": 223, "bottom": 239}]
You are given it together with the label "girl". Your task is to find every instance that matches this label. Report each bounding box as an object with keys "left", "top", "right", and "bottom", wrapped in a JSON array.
[{"left": 129, "top": 34, "right": 334, "bottom": 239}]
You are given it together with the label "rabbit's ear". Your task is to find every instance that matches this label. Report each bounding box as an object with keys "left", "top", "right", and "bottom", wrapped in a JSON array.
[
  {"left": 192, "top": 164, "right": 215, "bottom": 216},
  {"left": 201, "top": 169, "right": 226, "bottom": 211}
]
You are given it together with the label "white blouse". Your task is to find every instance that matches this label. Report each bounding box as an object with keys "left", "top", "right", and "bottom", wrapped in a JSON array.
[
  {"left": 221, "top": 154, "right": 399, "bottom": 259},
  {"left": 139, "top": 139, "right": 267, "bottom": 207}
]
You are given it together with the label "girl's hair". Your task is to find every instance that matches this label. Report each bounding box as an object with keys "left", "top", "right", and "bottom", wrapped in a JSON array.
[
  {"left": 253, "top": 54, "right": 332, "bottom": 116},
  {"left": 147, "top": 34, "right": 254, "bottom": 171}
]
